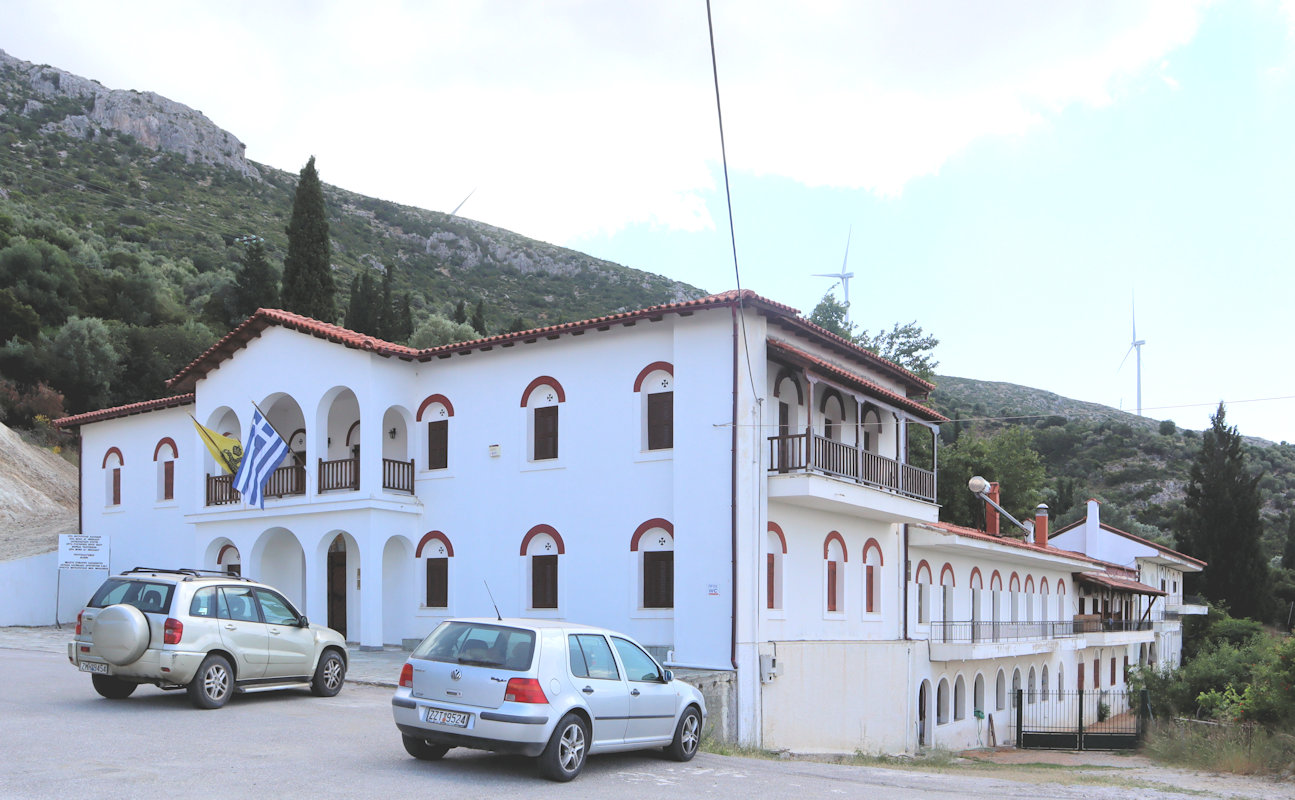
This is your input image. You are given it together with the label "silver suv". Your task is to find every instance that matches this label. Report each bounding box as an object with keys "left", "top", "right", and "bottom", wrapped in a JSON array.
[
  {"left": 392, "top": 618, "right": 706, "bottom": 781},
  {"left": 68, "top": 567, "right": 348, "bottom": 709}
]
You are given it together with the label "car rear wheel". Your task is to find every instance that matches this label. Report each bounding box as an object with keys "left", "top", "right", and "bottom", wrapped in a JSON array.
[
  {"left": 665, "top": 706, "right": 701, "bottom": 761},
  {"left": 188, "top": 654, "right": 233, "bottom": 709},
  {"left": 91, "top": 674, "right": 137, "bottom": 699},
  {"left": 401, "top": 734, "right": 450, "bottom": 761},
  {"left": 539, "top": 713, "right": 589, "bottom": 782},
  {"left": 310, "top": 651, "right": 345, "bottom": 697}
]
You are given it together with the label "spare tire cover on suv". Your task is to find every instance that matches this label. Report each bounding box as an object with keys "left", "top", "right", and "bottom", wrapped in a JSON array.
[{"left": 93, "top": 604, "right": 151, "bottom": 666}]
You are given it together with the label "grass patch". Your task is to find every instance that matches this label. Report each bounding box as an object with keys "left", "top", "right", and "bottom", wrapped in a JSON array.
[{"left": 1143, "top": 719, "right": 1295, "bottom": 776}]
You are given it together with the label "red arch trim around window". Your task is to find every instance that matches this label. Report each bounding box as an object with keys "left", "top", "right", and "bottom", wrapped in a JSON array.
[
  {"left": 416, "top": 394, "right": 455, "bottom": 421},
  {"left": 101, "top": 446, "right": 124, "bottom": 468},
  {"left": 519, "top": 524, "right": 565, "bottom": 555},
  {"left": 862, "top": 537, "right": 884, "bottom": 566},
  {"left": 822, "top": 531, "right": 848, "bottom": 562},
  {"left": 915, "top": 559, "right": 933, "bottom": 583},
  {"left": 818, "top": 386, "right": 846, "bottom": 415},
  {"left": 632, "top": 362, "right": 674, "bottom": 392},
  {"left": 1009, "top": 572, "right": 1021, "bottom": 591},
  {"left": 519, "top": 376, "right": 566, "bottom": 407},
  {"left": 969, "top": 567, "right": 984, "bottom": 589},
  {"left": 1039, "top": 577, "right": 1050, "bottom": 593},
  {"left": 346, "top": 420, "right": 361, "bottom": 446},
  {"left": 152, "top": 437, "right": 178, "bottom": 461},
  {"left": 630, "top": 518, "right": 674, "bottom": 551},
  {"left": 416, "top": 530, "right": 455, "bottom": 558},
  {"left": 772, "top": 367, "right": 804, "bottom": 405},
  {"left": 217, "top": 544, "right": 239, "bottom": 565},
  {"left": 990, "top": 569, "right": 1003, "bottom": 591},
  {"left": 1056, "top": 580, "right": 1066, "bottom": 596},
  {"left": 767, "top": 522, "right": 787, "bottom": 554},
  {"left": 1024, "top": 575, "right": 1035, "bottom": 593},
  {"left": 940, "top": 562, "right": 956, "bottom": 587}
]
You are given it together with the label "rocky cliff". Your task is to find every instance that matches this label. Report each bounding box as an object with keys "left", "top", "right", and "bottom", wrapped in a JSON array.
[{"left": 0, "top": 49, "right": 259, "bottom": 179}]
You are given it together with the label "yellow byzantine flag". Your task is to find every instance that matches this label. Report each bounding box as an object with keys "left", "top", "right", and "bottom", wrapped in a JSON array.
[{"left": 191, "top": 417, "right": 243, "bottom": 475}]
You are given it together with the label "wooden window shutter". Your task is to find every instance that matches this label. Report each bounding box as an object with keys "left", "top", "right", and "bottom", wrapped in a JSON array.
[
  {"left": 866, "top": 565, "right": 875, "bottom": 613},
  {"left": 532, "top": 554, "right": 558, "bottom": 608},
  {"left": 427, "top": 420, "right": 448, "bottom": 470},
  {"left": 643, "top": 551, "right": 674, "bottom": 609},
  {"left": 767, "top": 553, "right": 775, "bottom": 609},
  {"left": 534, "top": 406, "right": 559, "bottom": 461},
  {"left": 425, "top": 558, "right": 448, "bottom": 608},
  {"left": 646, "top": 391, "right": 673, "bottom": 450},
  {"left": 827, "top": 560, "right": 838, "bottom": 612},
  {"left": 112, "top": 467, "right": 121, "bottom": 505},
  {"left": 163, "top": 460, "right": 174, "bottom": 501}
]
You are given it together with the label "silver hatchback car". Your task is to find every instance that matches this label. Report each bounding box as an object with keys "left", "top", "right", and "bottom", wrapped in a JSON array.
[{"left": 392, "top": 618, "right": 706, "bottom": 781}]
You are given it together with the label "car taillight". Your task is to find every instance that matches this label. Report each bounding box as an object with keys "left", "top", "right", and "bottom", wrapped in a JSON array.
[
  {"left": 504, "top": 678, "right": 548, "bottom": 704},
  {"left": 164, "top": 618, "right": 183, "bottom": 644},
  {"left": 399, "top": 663, "right": 413, "bottom": 688},
  {"left": 76, "top": 610, "right": 84, "bottom": 636}
]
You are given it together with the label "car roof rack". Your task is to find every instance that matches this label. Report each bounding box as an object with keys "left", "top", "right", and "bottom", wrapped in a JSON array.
[{"left": 122, "top": 567, "right": 253, "bottom": 582}]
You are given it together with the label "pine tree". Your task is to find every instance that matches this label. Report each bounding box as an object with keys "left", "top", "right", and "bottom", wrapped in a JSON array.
[
  {"left": 452, "top": 300, "right": 467, "bottom": 325},
  {"left": 281, "top": 156, "right": 335, "bottom": 320},
  {"left": 470, "top": 300, "right": 487, "bottom": 336},
  {"left": 1283, "top": 514, "right": 1295, "bottom": 571},
  {"left": 377, "top": 264, "right": 394, "bottom": 340},
  {"left": 232, "top": 239, "right": 278, "bottom": 323},
  {"left": 394, "top": 293, "right": 414, "bottom": 342},
  {"left": 1176, "top": 403, "right": 1272, "bottom": 620}
]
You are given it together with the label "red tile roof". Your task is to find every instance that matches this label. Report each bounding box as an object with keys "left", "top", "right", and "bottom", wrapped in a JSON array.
[
  {"left": 1075, "top": 572, "right": 1166, "bottom": 596},
  {"left": 53, "top": 394, "right": 195, "bottom": 428},
  {"left": 767, "top": 339, "right": 947, "bottom": 422},
  {"left": 923, "top": 521, "right": 1094, "bottom": 563}
]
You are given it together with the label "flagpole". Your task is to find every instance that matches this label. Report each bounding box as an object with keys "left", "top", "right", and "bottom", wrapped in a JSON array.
[
  {"left": 249, "top": 400, "right": 292, "bottom": 445},
  {"left": 189, "top": 414, "right": 238, "bottom": 475}
]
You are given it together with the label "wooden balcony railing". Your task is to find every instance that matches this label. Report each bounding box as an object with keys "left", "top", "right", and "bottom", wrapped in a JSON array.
[
  {"left": 263, "top": 464, "right": 306, "bottom": 498},
  {"left": 383, "top": 458, "right": 415, "bottom": 494},
  {"left": 206, "top": 473, "right": 240, "bottom": 506},
  {"left": 319, "top": 457, "right": 359, "bottom": 493},
  {"left": 768, "top": 428, "right": 935, "bottom": 502}
]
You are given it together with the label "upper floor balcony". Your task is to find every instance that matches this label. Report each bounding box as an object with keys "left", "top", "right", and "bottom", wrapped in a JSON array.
[
  {"left": 925, "top": 616, "right": 1155, "bottom": 661},
  {"left": 205, "top": 455, "right": 414, "bottom": 507}
]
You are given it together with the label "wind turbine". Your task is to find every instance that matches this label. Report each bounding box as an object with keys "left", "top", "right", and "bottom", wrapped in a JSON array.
[
  {"left": 814, "top": 228, "right": 855, "bottom": 326},
  {"left": 1119, "top": 298, "right": 1146, "bottom": 416}
]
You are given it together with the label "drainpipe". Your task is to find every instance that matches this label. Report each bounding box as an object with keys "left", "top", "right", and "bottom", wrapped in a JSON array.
[{"left": 730, "top": 302, "right": 739, "bottom": 671}]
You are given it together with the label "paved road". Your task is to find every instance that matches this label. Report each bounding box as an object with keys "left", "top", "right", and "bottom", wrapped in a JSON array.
[{"left": 0, "top": 646, "right": 1237, "bottom": 799}]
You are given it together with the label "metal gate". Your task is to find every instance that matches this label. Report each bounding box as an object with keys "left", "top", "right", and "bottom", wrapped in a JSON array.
[{"left": 1015, "top": 688, "right": 1146, "bottom": 750}]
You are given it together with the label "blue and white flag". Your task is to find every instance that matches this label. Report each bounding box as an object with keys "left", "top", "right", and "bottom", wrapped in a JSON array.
[{"left": 233, "top": 409, "right": 290, "bottom": 509}]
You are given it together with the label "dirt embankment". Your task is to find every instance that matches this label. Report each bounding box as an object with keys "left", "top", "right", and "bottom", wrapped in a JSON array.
[{"left": 0, "top": 422, "right": 78, "bottom": 561}]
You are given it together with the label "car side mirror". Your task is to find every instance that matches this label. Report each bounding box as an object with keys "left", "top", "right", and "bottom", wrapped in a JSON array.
[
  {"left": 298, "top": 616, "right": 309, "bottom": 628},
  {"left": 663, "top": 669, "right": 673, "bottom": 682}
]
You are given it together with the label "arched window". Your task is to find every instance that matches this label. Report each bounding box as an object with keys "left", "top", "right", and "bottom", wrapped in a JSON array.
[
  {"left": 861, "top": 406, "right": 882, "bottom": 453},
  {"left": 995, "top": 669, "right": 1006, "bottom": 711},
  {"left": 522, "top": 377, "right": 564, "bottom": 462},
  {"left": 102, "top": 447, "right": 124, "bottom": 507},
  {"left": 1057, "top": 663, "right": 1064, "bottom": 701},
  {"left": 1009, "top": 573, "right": 1021, "bottom": 622},
  {"left": 863, "top": 539, "right": 883, "bottom": 615},
  {"left": 1012, "top": 668, "right": 1022, "bottom": 705},
  {"left": 773, "top": 370, "right": 803, "bottom": 472},
  {"left": 915, "top": 561, "right": 932, "bottom": 624},
  {"left": 417, "top": 394, "right": 454, "bottom": 470},
  {"left": 631, "top": 520, "right": 673, "bottom": 610},
  {"left": 416, "top": 531, "right": 454, "bottom": 609},
  {"left": 1024, "top": 575, "right": 1035, "bottom": 623},
  {"left": 521, "top": 525, "right": 564, "bottom": 610},
  {"left": 824, "top": 532, "right": 847, "bottom": 615},
  {"left": 766, "top": 523, "right": 786, "bottom": 611},
  {"left": 954, "top": 674, "right": 966, "bottom": 721},
  {"left": 939, "top": 563, "right": 955, "bottom": 624},
  {"left": 937, "top": 678, "right": 950, "bottom": 725},
  {"left": 1041, "top": 665, "right": 1050, "bottom": 701},
  {"left": 153, "top": 438, "right": 177, "bottom": 502},
  {"left": 973, "top": 673, "right": 985, "bottom": 717},
  {"left": 635, "top": 363, "right": 674, "bottom": 451},
  {"left": 1028, "top": 666, "right": 1037, "bottom": 704},
  {"left": 820, "top": 389, "right": 845, "bottom": 441},
  {"left": 1040, "top": 578, "right": 1051, "bottom": 623}
]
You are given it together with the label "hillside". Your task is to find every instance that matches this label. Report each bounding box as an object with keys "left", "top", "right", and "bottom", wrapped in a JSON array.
[
  {"left": 932, "top": 375, "right": 1295, "bottom": 560},
  {"left": 0, "top": 420, "right": 76, "bottom": 559},
  {"left": 0, "top": 48, "right": 705, "bottom": 419}
]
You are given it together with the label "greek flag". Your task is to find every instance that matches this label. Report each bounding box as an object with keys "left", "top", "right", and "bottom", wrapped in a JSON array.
[{"left": 233, "top": 409, "right": 290, "bottom": 509}]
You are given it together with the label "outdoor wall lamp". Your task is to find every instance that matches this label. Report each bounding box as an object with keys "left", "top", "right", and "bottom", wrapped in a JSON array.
[{"left": 388, "top": 427, "right": 397, "bottom": 439}]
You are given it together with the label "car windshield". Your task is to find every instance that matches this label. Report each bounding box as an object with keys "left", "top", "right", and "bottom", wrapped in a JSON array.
[
  {"left": 88, "top": 579, "right": 175, "bottom": 613},
  {"left": 412, "top": 622, "right": 536, "bottom": 670}
]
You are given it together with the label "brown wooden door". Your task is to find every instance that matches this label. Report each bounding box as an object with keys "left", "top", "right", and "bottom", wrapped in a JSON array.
[{"left": 327, "top": 549, "right": 347, "bottom": 638}]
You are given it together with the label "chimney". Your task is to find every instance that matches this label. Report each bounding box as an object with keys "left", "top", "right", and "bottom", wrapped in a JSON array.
[
  {"left": 985, "top": 482, "right": 1001, "bottom": 536},
  {"left": 1035, "top": 503, "right": 1050, "bottom": 547}
]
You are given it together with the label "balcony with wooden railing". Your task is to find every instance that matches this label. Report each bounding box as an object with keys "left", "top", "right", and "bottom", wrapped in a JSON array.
[
  {"left": 768, "top": 427, "right": 935, "bottom": 502},
  {"left": 383, "top": 458, "right": 415, "bottom": 494},
  {"left": 319, "top": 456, "right": 359, "bottom": 493}
]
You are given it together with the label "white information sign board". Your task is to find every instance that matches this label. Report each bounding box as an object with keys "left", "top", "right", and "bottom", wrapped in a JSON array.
[{"left": 58, "top": 534, "right": 109, "bottom": 571}]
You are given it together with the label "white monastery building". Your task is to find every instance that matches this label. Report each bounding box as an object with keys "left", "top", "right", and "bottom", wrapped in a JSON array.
[{"left": 45, "top": 290, "right": 1206, "bottom": 752}]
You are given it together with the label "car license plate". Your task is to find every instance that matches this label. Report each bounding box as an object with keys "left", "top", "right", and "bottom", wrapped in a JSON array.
[
  {"left": 79, "top": 661, "right": 109, "bottom": 675},
  {"left": 424, "top": 707, "right": 470, "bottom": 728}
]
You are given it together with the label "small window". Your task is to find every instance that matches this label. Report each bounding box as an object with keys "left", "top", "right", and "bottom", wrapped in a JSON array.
[
  {"left": 425, "top": 558, "right": 448, "bottom": 608},
  {"left": 190, "top": 587, "right": 218, "bottom": 618},
  {"left": 254, "top": 589, "right": 299, "bottom": 626},
  {"left": 532, "top": 554, "right": 558, "bottom": 609},
  {"left": 612, "top": 636, "right": 662, "bottom": 682},
  {"left": 534, "top": 405, "right": 558, "bottom": 461},
  {"left": 89, "top": 579, "right": 174, "bottom": 612},
  {"left": 414, "top": 622, "right": 535, "bottom": 670},
  {"left": 646, "top": 391, "right": 673, "bottom": 450},
  {"left": 219, "top": 586, "right": 261, "bottom": 622},
  {"left": 427, "top": 419, "right": 448, "bottom": 470},
  {"left": 643, "top": 551, "right": 673, "bottom": 609},
  {"left": 568, "top": 634, "right": 619, "bottom": 680}
]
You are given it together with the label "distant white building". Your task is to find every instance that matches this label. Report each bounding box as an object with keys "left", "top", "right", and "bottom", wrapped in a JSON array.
[{"left": 44, "top": 291, "right": 1204, "bottom": 752}]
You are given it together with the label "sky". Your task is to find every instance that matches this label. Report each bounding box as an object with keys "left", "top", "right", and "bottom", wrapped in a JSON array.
[{"left": 5, "top": 0, "right": 1295, "bottom": 443}]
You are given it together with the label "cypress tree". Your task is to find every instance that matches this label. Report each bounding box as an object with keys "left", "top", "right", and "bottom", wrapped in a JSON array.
[
  {"left": 452, "top": 299, "right": 467, "bottom": 325},
  {"left": 281, "top": 156, "right": 335, "bottom": 320},
  {"left": 377, "top": 264, "right": 394, "bottom": 339},
  {"left": 470, "top": 300, "right": 487, "bottom": 336},
  {"left": 344, "top": 274, "right": 363, "bottom": 330},
  {"left": 1283, "top": 514, "right": 1295, "bottom": 571},
  {"left": 232, "top": 239, "right": 279, "bottom": 322},
  {"left": 1176, "top": 403, "right": 1272, "bottom": 620},
  {"left": 394, "top": 293, "right": 414, "bottom": 342}
]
